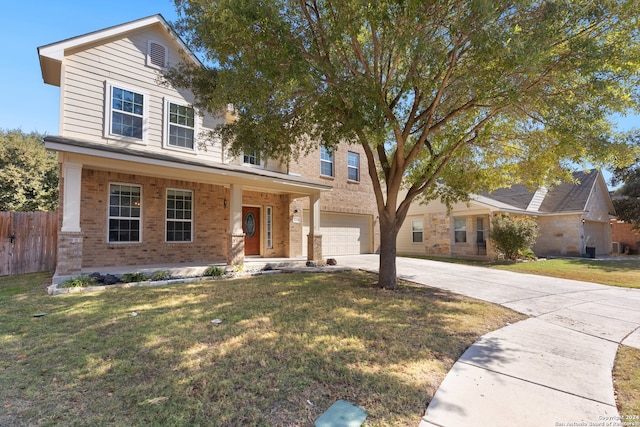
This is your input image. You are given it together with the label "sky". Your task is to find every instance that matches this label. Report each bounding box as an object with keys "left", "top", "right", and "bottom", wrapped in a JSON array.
[
  {"left": 1, "top": 0, "right": 638, "bottom": 185},
  {"left": 1, "top": 0, "right": 179, "bottom": 134}
]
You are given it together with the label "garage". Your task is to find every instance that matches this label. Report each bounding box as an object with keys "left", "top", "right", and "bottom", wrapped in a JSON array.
[{"left": 302, "top": 211, "right": 372, "bottom": 256}]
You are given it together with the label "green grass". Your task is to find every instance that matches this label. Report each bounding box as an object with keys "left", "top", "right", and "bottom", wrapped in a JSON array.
[
  {"left": 492, "top": 258, "right": 640, "bottom": 288},
  {"left": 0, "top": 271, "right": 524, "bottom": 426}
]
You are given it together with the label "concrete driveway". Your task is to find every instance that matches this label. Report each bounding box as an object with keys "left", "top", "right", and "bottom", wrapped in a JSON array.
[{"left": 335, "top": 255, "right": 640, "bottom": 427}]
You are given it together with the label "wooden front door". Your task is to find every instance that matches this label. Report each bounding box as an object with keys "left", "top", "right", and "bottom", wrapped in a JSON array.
[{"left": 242, "top": 207, "right": 261, "bottom": 255}]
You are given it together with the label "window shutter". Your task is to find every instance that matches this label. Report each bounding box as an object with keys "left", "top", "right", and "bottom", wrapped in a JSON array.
[{"left": 147, "top": 41, "right": 167, "bottom": 69}]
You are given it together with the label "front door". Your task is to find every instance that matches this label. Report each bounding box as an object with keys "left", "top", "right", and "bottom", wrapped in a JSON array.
[{"left": 242, "top": 207, "right": 261, "bottom": 255}]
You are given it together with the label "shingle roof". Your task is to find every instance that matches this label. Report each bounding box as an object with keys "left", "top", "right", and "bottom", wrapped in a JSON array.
[
  {"left": 539, "top": 170, "right": 597, "bottom": 213},
  {"left": 480, "top": 170, "right": 598, "bottom": 213}
]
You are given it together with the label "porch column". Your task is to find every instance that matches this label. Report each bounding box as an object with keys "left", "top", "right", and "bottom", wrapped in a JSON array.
[
  {"left": 61, "top": 162, "right": 82, "bottom": 232},
  {"left": 307, "top": 192, "right": 323, "bottom": 262},
  {"left": 227, "top": 184, "right": 245, "bottom": 265},
  {"left": 57, "top": 161, "right": 83, "bottom": 276}
]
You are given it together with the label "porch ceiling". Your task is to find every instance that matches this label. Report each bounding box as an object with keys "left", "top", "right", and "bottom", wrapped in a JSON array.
[{"left": 45, "top": 136, "right": 331, "bottom": 197}]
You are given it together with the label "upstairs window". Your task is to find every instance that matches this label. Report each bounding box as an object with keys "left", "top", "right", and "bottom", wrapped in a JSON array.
[
  {"left": 320, "top": 146, "right": 334, "bottom": 177},
  {"left": 165, "top": 100, "right": 195, "bottom": 150},
  {"left": 105, "top": 82, "right": 147, "bottom": 142},
  {"left": 243, "top": 150, "right": 261, "bottom": 166},
  {"left": 147, "top": 40, "right": 168, "bottom": 69},
  {"left": 348, "top": 151, "right": 360, "bottom": 181}
]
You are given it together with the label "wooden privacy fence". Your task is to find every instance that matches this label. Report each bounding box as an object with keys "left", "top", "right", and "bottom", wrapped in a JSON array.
[{"left": 0, "top": 212, "right": 58, "bottom": 276}]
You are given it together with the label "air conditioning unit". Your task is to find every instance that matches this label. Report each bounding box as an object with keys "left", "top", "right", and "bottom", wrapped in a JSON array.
[{"left": 611, "top": 242, "right": 622, "bottom": 254}]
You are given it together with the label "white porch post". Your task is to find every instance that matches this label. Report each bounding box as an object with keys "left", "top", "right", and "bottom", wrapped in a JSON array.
[
  {"left": 56, "top": 161, "right": 83, "bottom": 277},
  {"left": 61, "top": 162, "right": 82, "bottom": 232},
  {"left": 227, "top": 184, "right": 245, "bottom": 265},
  {"left": 307, "top": 192, "right": 323, "bottom": 262}
]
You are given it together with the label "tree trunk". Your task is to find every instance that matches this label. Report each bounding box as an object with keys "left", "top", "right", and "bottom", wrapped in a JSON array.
[{"left": 377, "top": 216, "right": 401, "bottom": 289}]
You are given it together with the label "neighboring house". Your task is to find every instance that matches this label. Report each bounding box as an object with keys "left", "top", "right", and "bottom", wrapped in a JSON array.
[
  {"left": 38, "top": 14, "right": 379, "bottom": 282},
  {"left": 398, "top": 170, "right": 615, "bottom": 258},
  {"left": 610, "top": 220, "right": 640, "bottom": 254}
]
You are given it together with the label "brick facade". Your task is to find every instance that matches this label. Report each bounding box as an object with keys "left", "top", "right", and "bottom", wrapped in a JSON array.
[
  {"left": 611, "top": 221, "right": 640, "bottom": 253},
  {"left": 77, "top": 168, "right": 292, "bottom": 270},
  {"left": 289, "top": 142, "right": 380, "bottom": 253}
]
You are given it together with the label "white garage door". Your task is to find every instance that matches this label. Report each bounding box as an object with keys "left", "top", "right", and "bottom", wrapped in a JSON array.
[{"left": 302, "top": 211, "right": 371, "bottom": 256}]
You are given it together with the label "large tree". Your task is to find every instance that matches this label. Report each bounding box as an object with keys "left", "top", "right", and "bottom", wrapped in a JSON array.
[
  {"left": 168, "top": 0, "right": 640, "bottom": 289},
  {"left": 612, "top": 135, "right": 640, "bottom": 229},
  {"left": 0, "top": 130, "right": 58, "bottom": 211}
]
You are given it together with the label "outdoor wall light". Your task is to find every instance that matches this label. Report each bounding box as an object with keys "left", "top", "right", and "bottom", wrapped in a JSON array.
[{"left": 224, "top": 198, "right": 228, "bottom": 208}]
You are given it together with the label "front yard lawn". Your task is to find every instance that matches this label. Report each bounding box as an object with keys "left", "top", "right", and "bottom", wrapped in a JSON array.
[
  {"left": 0, "top": 271, "right": 523, "bottom": 426},
  {"left": 492, "top": 258, "right": 640, "bottom": 288}
]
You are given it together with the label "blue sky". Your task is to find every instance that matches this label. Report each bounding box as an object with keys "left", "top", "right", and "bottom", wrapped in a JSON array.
[
  {"left": 1, "top": 1, "right": 638, "bottom": 184},
  {"left": 1, "top": 0, "right": 178, "bottom": 134}
]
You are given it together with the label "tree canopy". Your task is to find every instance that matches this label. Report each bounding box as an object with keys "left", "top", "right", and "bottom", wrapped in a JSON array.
[
  {"left": 169, "top": 0, "right": 640, "bottom": 288},
  {"left": 612, "top": 134, "right": 640, "bottom": 229},
  {"left": 0, "top": 130, "right": 58, "bottom": 211}
]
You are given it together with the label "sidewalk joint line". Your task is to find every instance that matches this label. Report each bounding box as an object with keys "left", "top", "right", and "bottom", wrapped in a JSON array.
[{"left": 457, "top": 360, "right": 618, "bottom": 408}]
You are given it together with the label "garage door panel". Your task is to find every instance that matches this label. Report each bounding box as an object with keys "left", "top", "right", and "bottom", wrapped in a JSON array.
[{"left": 303, "top": 212, "right": 371, "bottom": 256}]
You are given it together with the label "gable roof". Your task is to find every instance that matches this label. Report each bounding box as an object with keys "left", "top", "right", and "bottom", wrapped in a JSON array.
[
  {"left": 478, "top": 170, "right": 607, "bottom": 214},
  {"left": 38, "top": 14, "right": 199, "bottom": 86}
]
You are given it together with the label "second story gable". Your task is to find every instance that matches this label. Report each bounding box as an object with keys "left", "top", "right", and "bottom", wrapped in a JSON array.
[{"left": 38, "top": 15, "right": 226, "bottom": 164}]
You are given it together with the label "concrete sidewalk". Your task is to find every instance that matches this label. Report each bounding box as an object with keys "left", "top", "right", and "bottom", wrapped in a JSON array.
[{"left": 335, "top": 255, "right": 640, "bottom": 427}]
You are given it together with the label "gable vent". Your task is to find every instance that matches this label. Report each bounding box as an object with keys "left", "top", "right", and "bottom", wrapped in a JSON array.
[{"left": 147, "top": 41, "right": 167, "bottom": 69}]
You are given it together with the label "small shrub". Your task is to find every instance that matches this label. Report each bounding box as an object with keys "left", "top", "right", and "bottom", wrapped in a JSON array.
[
  {"left": 203, "top": 265, "right": 225, "bottom": 277},
  {"left": 518, "top": 248, "right": 538, "bottom": 261},
  {"left": 60, "top": 276, "right": 97, "bottom": 288},
  {"left": 121, "top": 272, "right": 148, "bottom": 283},
  {"left": 151, "top": 270, "right": 172, "bottom": 281},
  {"left": 490, "top": 214, "right": 540, "bottom": 261}
]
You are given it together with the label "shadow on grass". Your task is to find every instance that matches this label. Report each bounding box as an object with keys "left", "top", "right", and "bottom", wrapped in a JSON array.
[
  {"left": 561, "top": 257, "right": 640, "bottom": 273},
  {"left": 0, "top": 271, "right": 523, "bottom": 426}
]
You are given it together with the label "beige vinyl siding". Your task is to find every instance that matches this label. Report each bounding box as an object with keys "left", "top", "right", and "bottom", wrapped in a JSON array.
[
  {"left": 397, "top": 214, "right": 425, "bottom": 255},
  {"left": 61, "top": 27, "right": 224, "bottom": 162}
]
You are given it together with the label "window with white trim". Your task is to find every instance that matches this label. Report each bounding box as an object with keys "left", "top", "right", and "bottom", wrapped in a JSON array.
[
  {"left": 243, "top": 150, "right": 261, "bottom": 166},
  {"left": 454, "top": 217, "right": 467, "bottom": 243},
  {"left": 348, "top": 151, "right": 360, "bottom": 181},
  {"left": 166, "top": 189, "right": 193, "bottom": 242},
  {"left": 105, "top": 82, "right": 147, "bottom": 142},
  {"left": 266, "top": 206, "right": 273, "bottom": 249},
  {"left": 412, "top": 220, "right": 423, "bottom": 243},
  {"left": 165, "top": 100, "right": 195, "bottom": 150},
  {"left": 147, "top": 40, "right": 168, "bottom": 69},
  {"left": 320, "top": 146, "right": 334, "bottom": 177},
  {"left": 108, "top": 184, "right": 141, "bottom": 243}
]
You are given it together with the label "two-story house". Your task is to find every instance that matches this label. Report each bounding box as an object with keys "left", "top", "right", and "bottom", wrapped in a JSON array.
[{"left": 38, "top": 14, "right": 379, "bottom": 283}]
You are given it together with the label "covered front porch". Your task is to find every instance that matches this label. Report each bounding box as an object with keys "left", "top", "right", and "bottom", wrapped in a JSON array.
[{"left": 45, "top": 136, "right": 332, "bottom": 282}]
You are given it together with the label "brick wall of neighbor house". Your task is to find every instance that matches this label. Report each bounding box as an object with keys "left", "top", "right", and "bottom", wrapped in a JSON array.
[
  {"left": 533, "top": 215, "right": 583, "bottom": 257},
  {"left": 611, "top": 221, "right": 640, "bottom": 253},
  {"left": 80, "top": 169, "right": 229, "bottom": 268},
  {"left": 288, "top": 141, "right": 380, "bottom": 253},
  {"left": 424, "top": 212, "right": 451, "bottom": 255}
]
